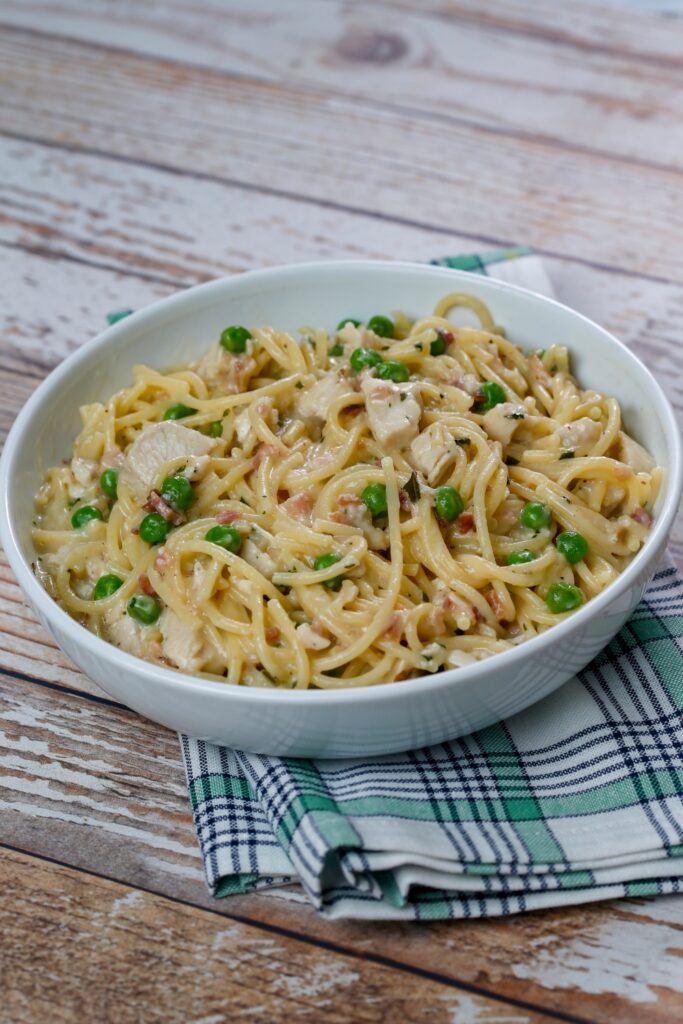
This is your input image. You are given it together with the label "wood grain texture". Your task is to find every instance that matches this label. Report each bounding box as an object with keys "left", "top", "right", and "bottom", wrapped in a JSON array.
[
  {"left": 2, "top": 2, "right": 683, "bottom": 1019},
  {"left": 3, "top": 670, "right": 683, "bottom": 1023},
  {"left": 2, "top": 847, "right": 550, "bottom": 1024},
  {"left": 2, "top": 26, "right": 683, "bottom": 283},
  {"left": 3, "top": 0, "right": 683, "bottom": 171}
]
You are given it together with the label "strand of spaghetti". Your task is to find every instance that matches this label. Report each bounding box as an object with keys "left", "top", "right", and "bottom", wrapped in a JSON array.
[{"left": 315, "top": 457, "right": 403, "bottom": 672}]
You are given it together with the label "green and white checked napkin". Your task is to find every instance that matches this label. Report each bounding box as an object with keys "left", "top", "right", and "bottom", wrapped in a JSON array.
[{"left": 180, "top": 250, "right": 683, "bottom": 920}]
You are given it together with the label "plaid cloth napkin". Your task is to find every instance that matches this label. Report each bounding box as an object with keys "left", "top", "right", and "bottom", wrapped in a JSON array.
[{"left": 179, "top": 250, "right": 683, "bottom": 920}]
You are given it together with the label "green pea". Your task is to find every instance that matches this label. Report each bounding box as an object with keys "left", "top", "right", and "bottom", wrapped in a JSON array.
[
  {"left": 430, "top": 335, "right": 447, "bottom": 356},
  {"left": 209, "top": 420, "right": 223, "bottom": 437},
  {"left": 329, "top": 342, "right": 344, "bottom": 357},
  {"left": 367, "top": 315, "right": 394, "bottom": 338},
  {"left": 139, "top": 513, "right": 170, "bottom": 544},
  {"left": 99, "top": 468, "right": 119, "bottom": 500},
  {"left": 220, "top": 325, "right": 252, "bottom": 353},
  {"left": 350, "top": 347, "right": 383, "bottom": 373},
  {"left": 546, "top": 581, "right": 583, "bottom": 614},
  {"left": 93, "top": 574, "right": 123, "bottom": 600},
  {"left": 375, "top": 360, "right": 409, "bottom": 383},
  {"left": 163, "top": 403, "right": 195, "bottom": 421},
  {"left": 71, "top": 506, "right": 103, "bottom": 529},
  {"left": 519, "top": 501, "right": 552, "bottom": 532},
  {"left": 336, "top": 318, "right": 361, "bottom": 331},
  {"left": 434, "top": 486, "right": 464, "bottom": 522},
  {"left": 361, "top": 482, "right": 388, "bottom": 517},
  {"left": 506, "top": 550, "right": 536, "bottom": 565},
  {"left": 473, "top": 381, "right": 507, "bottom": 412},
  {"left": 205, "top": 524, "right": 242, "bottom": 553},
  {"left": 127, "top": 594, "right": 161, "bottom": 625},
  {"left": 160, "top": 474, "right": 194, "bottom": 511},
  {"left": 555, "top": 530, "right": 588, "bottom": 564},
  {"left": 313, "top": 552, "right": 343, "bottom": 591}
]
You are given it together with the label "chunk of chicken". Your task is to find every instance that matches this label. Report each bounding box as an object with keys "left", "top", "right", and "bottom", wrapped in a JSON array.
[
  {"left": 233, "top": 397, "right": 276, "bottom": 453},
  {"left": 67, "top": 455, "right": 99, "bottom": 501},
  {"left": 196, "top": 344, "right": 257, "bottom": 395},
  {"left": 615, "top": 431, "right": 654, "bottom": 474},
  {"left": 119, "top": 422, "right": 215, "bottom": 503},
  {"left": 159, "top": 607, "right": 206, "bottom": 674},
  {"left": 242, "top": 538, "right": 277, "bottom": 579},
  {"left": 295, "top": 373, "right": 355, "bottom": 424},
  {"left": 409, "top": 422, "right": 458, "bottom": 484},
  {"left": 360, "top": 377, "right": 422, "bottom": 450},
  {"left": 105, "top": 606, "right": 154, "bottom": 660},
  {"left": 296, "top": 622, "right": 331, "bottom": 650},
  {"left": 481, "top": 403, "right": 527, "bottom": 446},
  {"left": 557, "top": 417, "right": 601, "bottom": 453}
]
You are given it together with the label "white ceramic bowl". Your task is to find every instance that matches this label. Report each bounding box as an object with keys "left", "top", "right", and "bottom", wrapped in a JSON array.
[{"left": 1, "top": 262, "right": 680, "bottom": 757}]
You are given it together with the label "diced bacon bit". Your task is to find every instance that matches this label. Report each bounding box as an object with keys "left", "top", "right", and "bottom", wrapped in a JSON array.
[
  {"left": 345, "top": 404, "right": 363, "bottom": 417},
  {"left": 329, "top": 511, "right": 349, "bottom": 524},
  {"left": 266, "top": 626, "right": 281, "bottom": 644},
  {"left": 485, "top": 588, "right": 507, "bottom": 620},
  {"left": 138, "top": 573, "right": 156, "bottom": 597},
  {"left": 144, "top": 490, "right": 185, "bottom": 525},
  {"left": 131, "top": 525, "right": 140, "bottom": 535},
  {"left": 154, "top": 549, "right": 171, "bottom": 573},
  {"left": 281, "top": 490, "right": 315, "bottom": 524},
  {"left": 437, "top": 329, "right": 454, "bottom": 344},
  {"left": 472, "top": 605, "right": 483, "bottom": 624},
  {"left": 216, "top": 510, "right": 241, "bottom": 524},
  {"left": 226, "top": 356, "right": 257, "bottom": 395},
  {"left": 256, "top": 399, "right": 273, "bottom": 418},
  {"left": 529, "top": 353, "right": 553, "bottom": 388},
  {"left": 384, "top": 610, "right": 408, "bottom": 642},
  {"left": 252, "top": 443, "right": 279, "bottom": 468},
  {"left": 435, "top": 591, "right": 456, "bottom": 613},
  {"left": 338, "top": 494, "right": 363, "bottom": 508},
  {"left": 631, "top": 506, "right": 653, "bottom": 528},
  {"left": 398, "top": 489, "right": 412, "bottom": 513},
  {"left": 456, "top": 512, "right": 475, "bottom": 533}
]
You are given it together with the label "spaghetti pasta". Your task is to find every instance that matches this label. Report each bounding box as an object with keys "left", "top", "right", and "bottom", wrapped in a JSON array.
[{"left": 32, "top": 294, "right": 661, "bottom": 689}]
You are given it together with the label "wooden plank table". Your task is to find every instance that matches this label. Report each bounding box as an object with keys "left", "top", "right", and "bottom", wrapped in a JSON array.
[{"left": 1, "top": 2, "right": 682, "bottom": 1019}]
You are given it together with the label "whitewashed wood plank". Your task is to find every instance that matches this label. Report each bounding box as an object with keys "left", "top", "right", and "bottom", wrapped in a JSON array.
[
  {"left": 1, "top": 672, "right": 682, "bottom": 1023},
  {"left": 1, "top": 29, "right": 683, "bottom": 282},
  {"left": 3, "top": 0, "right": 683, "bottom": 171},
  {"left": 2, "top": 137, "right": 683, "bottom": 417},
  {"left": 3, "top": 847, "right": 551, "bottom": 1024}
]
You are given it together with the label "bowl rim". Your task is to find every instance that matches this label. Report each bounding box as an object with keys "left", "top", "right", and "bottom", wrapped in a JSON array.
[{"left": 1, "top": 258, "right": 681, "bottom": 708}]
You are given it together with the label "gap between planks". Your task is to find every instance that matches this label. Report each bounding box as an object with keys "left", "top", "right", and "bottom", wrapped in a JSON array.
[
  {"left": 2, "top": 29, "right": 683, "bottom": 283},
  {"left": 0, "top": 839, "right": 589, "bottom": 1024}
]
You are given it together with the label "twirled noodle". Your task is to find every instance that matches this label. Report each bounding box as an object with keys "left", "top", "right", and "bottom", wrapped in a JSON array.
[{"left": 32, "top": 293, "right": 661, "bottom": 688}]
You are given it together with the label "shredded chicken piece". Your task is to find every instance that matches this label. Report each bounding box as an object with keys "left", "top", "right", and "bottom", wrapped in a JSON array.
[
  {"left": 615, "top": 431, "right": 655, "bottom": 474},
  {"left": 481, "top": 403, "right": 527, "bottom": 446},
  {"left": 119, "top": 422, "right": 215, "bottom": 503},
  {"left": 159, "top": 607, "right": 206, "bottom": 674},
  {"left": 360, "top": 376, "right": 422, "bottom": 449},
  {"left": 296, "top": 622, "right": 331, "bottom": 650},
  {"left": 295, "top": 373, "right": 354, "bottom": 424},
  {"left": 557, "top": 417, "right": 601, "bottom": 453},
  {"left": 409, "top": 422, "right": 458, "bottom": 484}
]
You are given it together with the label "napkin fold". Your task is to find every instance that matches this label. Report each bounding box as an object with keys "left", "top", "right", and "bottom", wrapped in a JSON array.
[{"left": 180, "top": 250, "right": 683, "bottom": 919}]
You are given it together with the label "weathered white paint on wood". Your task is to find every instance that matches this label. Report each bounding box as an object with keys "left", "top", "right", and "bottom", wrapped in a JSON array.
[
  {"left": 2, "top": 671, "right": 683, "bottom": 1023},
  {"left": 2, "top": 28, "right": 683, "bottom": 283},
  {"left": 1, "top": 2, "right": 683, "bottom": 1017},
  {"left": 3, "top": 0, "right": 683, "bottom": 170}
]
